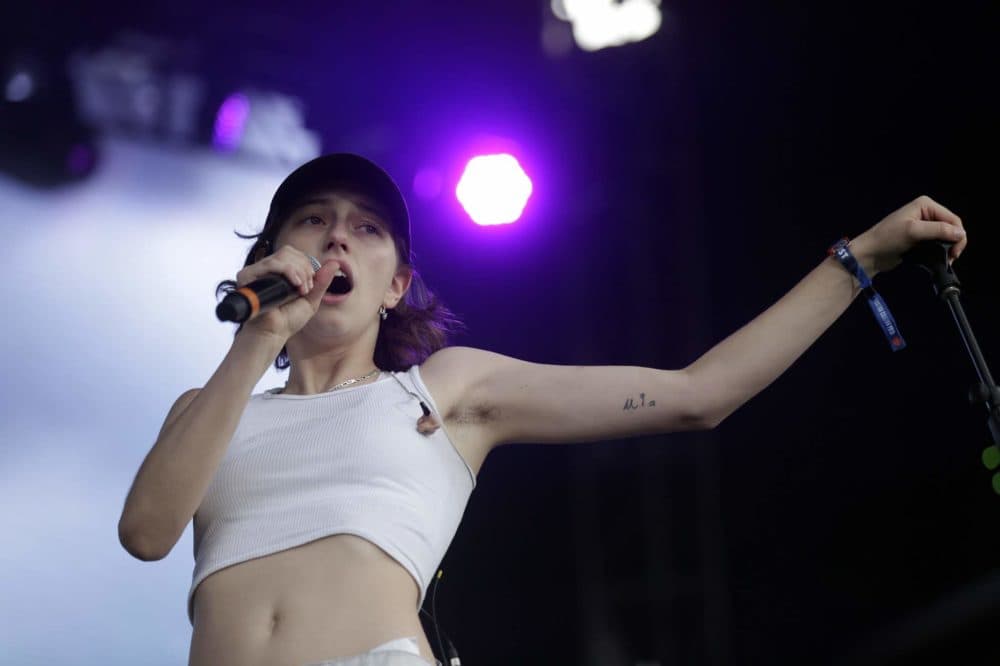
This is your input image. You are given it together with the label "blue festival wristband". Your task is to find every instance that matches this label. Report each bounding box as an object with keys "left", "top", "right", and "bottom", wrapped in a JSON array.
[{"left": 827, "top": 237, "right": 906, "bottom": 352}]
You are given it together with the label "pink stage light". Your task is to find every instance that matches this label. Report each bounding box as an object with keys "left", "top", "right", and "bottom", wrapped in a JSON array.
[
  {"left": 212, "top": 93, "right": 250, "bottom": 151},
  {"left": 455, "top": 154, "right": 533, "bottom": 225}
]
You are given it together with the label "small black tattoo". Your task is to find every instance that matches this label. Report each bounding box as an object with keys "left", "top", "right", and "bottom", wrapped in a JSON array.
[{"left": 623, "top": 392, "right": 656, "bottom": 411}]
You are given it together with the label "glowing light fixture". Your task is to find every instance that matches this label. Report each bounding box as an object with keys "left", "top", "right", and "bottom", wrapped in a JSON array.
[
  {"left": 210, "top": 90, "right": 319, "bottom": 164},
  {"left": 455, "top": 154, "right": 533, "bottom": 226},
  {"left": 212, "top": 92, "right": 250, "bottom": 151},
  {"left": 552, "top": 0, "right": 662, "bottom": 52},
  {"left": 5, "top": 71, "right": 34, "bottom": 102}
]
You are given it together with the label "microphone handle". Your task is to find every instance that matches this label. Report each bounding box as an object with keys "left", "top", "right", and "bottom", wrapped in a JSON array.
[
  {"left": 216, "top": 255, "right": 322, "bottom": 323},
  {"left": 216, "top": 275, "right": 296, "bottom": 323}
]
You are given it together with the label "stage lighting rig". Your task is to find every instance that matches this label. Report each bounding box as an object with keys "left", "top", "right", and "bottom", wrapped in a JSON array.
[
  {"left": 551, "top": 0, "right": 663, "bottom": 52},
  {"left": 0, "top": 49, "right": 97, "bottom": 187},
  {"left": 66, "top": 31, "right": 319, "bottom": 167},
  {"left": 68, "top": 32, "right": 206, "bottom": 145},
  {"left": 210, "top": 89, "right": 320, "bottom": 166}
]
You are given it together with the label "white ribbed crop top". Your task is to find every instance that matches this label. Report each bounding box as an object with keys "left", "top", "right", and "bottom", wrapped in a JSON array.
[{"left": 187, "top": 364, "right": 477, "bottom": 625}]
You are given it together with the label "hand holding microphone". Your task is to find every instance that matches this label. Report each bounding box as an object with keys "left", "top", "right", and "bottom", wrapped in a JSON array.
[{"left": 217, "top": 245, "right": 341, "bottom": 342}]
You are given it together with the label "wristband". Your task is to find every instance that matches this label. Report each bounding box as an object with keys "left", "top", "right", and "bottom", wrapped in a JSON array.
[{"left": 827, "top": 237, "right": 906, "bottom": 352}]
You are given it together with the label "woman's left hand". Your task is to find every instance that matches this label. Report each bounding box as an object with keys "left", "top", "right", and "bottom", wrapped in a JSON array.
[{"left": 850, "top": 195, "right": 967, "bottom": 277}]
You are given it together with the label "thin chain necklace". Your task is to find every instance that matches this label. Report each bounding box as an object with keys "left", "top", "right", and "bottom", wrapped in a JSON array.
[{"left": 280, "top": 367, "right": 381, "bottom": 395}]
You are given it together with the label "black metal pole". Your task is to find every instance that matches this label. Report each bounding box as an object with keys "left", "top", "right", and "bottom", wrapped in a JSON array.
[{"left": 901, "top": 240, "right": 1000, "bottom": 491}]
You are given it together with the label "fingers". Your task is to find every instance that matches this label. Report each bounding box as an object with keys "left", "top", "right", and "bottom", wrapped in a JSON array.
[
  {"left": 913, "top": 220, "right": 965, "bottom": 252},
  {"left": 950, "top": 230, "right": 968, "bottom": 263},
  {"left": 914, "top": 194, "right": 962, "bottom": 226},
  {"left": 932, "top": 221, "right": 966, "bottom": 241},
  {"left": 237, "top": 244, "right": 317, "bottom": 294},
  {"left": 267, "top": 259, "right": 340, "bottom": 326},
  {"left": 910, "top": 195, "right": 967, "bottom": 263},
  {"left": 303, "top": 260, "right": 341, "bottom": 306}
]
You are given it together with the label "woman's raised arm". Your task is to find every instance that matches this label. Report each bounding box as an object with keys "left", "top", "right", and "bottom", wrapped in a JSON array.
[{"left": 430, "top": 196, "right": 967, "bottom": 451}]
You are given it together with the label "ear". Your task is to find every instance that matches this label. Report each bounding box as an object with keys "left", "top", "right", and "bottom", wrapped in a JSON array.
[{"left": 385, "top": 264, "right": 414, "bottom": 308}]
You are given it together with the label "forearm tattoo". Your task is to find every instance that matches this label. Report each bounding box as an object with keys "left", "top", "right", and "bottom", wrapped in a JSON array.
[{"left": 623, "top": 392, "right": 656, "bottom": 411}]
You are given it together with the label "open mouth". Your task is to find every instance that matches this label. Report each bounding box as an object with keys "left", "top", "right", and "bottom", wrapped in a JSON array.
[{"left": 327, "top": 271, "right": 353, "bottom": 295}]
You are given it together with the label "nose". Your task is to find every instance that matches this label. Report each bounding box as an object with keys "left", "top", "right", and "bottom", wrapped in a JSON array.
[{"left": 325, "top": 219, "right": 350, "bottom": 252}]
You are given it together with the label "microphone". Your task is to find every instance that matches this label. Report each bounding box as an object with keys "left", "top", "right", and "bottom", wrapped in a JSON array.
[
  {"left": 901, "top": 239, "right": 960, "bottom": 298},
  {"left": 216, "top": 254, "right": 322, "bottom": 323}
]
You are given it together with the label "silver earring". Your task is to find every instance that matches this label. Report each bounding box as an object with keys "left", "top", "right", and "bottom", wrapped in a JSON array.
[{"left": 379, "top": 305, "right": 388, "bottom": 321}]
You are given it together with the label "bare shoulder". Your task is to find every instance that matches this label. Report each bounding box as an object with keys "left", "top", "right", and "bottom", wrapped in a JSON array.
[
  {"left": 417, "top": 345, "right": 559, "bottom": 444},
  {"left": 417, "top": 346, "right": 504, "bottom": 472},
  {"left": 417, "top": 346, "right": 494, "bottom": 422},
  {"left": 420, "top": 347, "right": 706, "bottom": 448}
]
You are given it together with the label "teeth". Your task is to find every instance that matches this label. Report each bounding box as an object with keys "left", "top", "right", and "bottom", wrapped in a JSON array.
[{"left": 327, "top": 268, "right": 352, "bottom": 295}]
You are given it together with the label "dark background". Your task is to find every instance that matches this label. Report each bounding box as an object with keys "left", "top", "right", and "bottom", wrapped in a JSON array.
[{"left": 5, "top": 2, "right": 998, "bottom": 664}]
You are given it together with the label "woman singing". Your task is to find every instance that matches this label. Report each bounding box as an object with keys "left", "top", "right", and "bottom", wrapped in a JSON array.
[{"left": 118, "top": 153, "right": 968, "bottom": 666}]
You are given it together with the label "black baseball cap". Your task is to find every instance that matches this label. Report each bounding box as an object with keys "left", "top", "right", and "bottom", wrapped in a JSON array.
[{"left": 266, "top": 153, "right": 411, "bottom": 262}]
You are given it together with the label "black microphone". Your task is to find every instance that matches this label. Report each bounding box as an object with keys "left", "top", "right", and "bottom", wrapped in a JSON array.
[
  {"left": 901, "top": 239, "right": 960, "bottom": 298},
  {"left": 216, "top": 254, "right": 321, "bottom": 323}
]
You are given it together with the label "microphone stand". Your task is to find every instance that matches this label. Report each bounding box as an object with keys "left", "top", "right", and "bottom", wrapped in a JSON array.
[{"left": 901, "top": 240, "right": 1000, "bottom": 492}]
